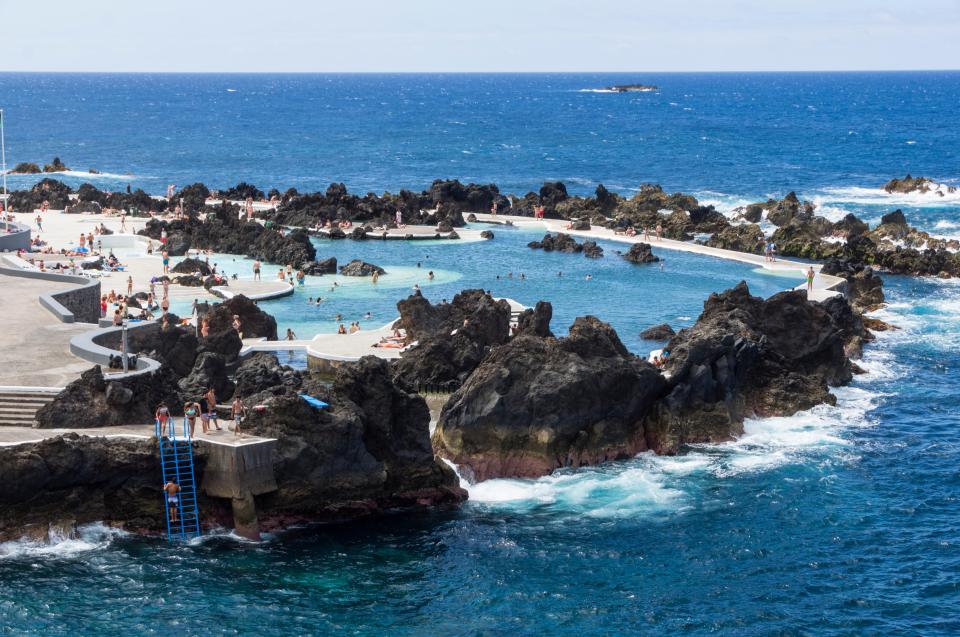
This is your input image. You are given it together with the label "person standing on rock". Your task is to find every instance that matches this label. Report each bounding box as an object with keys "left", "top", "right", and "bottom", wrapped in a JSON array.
[
  {"left": 126, "top": 276, "right": 133, "bottom": 297},
  {"left": 807, "top": 266, "right": 816, "bottom": 293},
  {"left": 253, "top": 259, "right": 261, "bottom": 281},
  {"left": 163, "top": 479, "right": 181, "bottom": 523},
  {"left": 655, "top": 223, "right": 663, "bottom": 241}
]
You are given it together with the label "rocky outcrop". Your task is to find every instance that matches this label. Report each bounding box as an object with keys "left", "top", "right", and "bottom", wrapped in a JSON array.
[
  {"left": 234, "top": 352, "right": 303, "bottom": 398},
  {"left": 393, "top": 290, "right": 511, "bottom": 389},
  {"left": 640, "top": 323, "right": 675, "bottom": 340},
  {"left": 582, "top": 240, "right": 604, "bottom": 258},
  {"left": 623, "top": 243, "right": 659, "bottom": 263},
  {"left": 648, "top": 282, "right": 868, "bottom": 454},
  {"left": 434, "top": 316, "right": 668, "bottom": 481},
  {"left": 480, "top": 230, "right": 494, "bottom": 240},
  {"left": 821, "top": 260, "right": 885, "bottom": 312},
  {"left": 241, "top": 357, "right": 466, "bottom": 527},
  {"left": 338, "top": 259, "right": 386, "bottom": 277},
  {"left": 2, "top": 356, "right": 468, "bottom": 539},
  {"left": 434, "top": 280, "right": 874, "bottom": 481},
  {"left": 705, "top": 224, "right": 765, "bottom": 255},
  {"left": 35, "top": 366, "right": 181, "bottom": 429},
  {"left": 762, "top": 192, "right": 816, "bottom": 227},
  {"left": 0, "top": 435, "right": 172, "bottom": 539},
  {"left": 528, "top": 233, "right": 583, "bottom": 253},
  {"left": 171, "top": 257, "right": 213, "bottom": 276},
  {"left": 139, "top": 208, "right": 316, "bottom": 267},
  {"left": 515, "top": 301, "right": 554, "bottom": 338},
  {"left": 883, "top": 175, "right": 955, "bottom": 194},
  {"left": 304, "top": 257, "right": 337, "bottom": 275},
  {"left": 215, "top": 295, "right": 278, "bottom": 340},
  {"left": 6, "top": 178, "right": 73, "bottom": 211}
]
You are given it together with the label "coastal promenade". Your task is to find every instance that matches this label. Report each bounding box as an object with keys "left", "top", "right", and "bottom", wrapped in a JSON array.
[{"left": 471, "top": 213, "right": 845, "bottom": 302}]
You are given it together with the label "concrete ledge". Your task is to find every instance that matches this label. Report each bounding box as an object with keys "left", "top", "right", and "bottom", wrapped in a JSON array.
[
  {"left": 68, "top": 320, "right": 163, "bottom": 379},
  {"left": 0, "top": 220, "right": 31, "bottom": 251},
  {"left": 209, "top": 282, "right": 295, "bottom": 302}
]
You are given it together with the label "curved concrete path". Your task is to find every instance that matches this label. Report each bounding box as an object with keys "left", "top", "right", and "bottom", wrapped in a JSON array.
[{"left": 472, "top": 213, "right": 845, "bottom": 302}]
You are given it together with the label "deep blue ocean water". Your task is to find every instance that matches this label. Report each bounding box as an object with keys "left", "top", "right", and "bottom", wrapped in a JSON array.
[{"left": 2, "top": 73, "right": 960, "bottom": 636}]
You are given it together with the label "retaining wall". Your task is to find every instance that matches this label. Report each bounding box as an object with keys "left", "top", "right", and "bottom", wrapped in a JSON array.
[{"left": 0, "top": 221, "right": 31, "bottom": 252}]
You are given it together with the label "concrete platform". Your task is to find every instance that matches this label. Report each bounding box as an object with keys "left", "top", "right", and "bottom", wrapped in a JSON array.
[
  {"left": 0, "top": 423, "right": 275, "bottom": 448},
  {"left": 0, "top": 273, "right": 93, "bottom": 387}
]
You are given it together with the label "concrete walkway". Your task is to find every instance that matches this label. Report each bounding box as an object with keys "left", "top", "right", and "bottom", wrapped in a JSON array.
[
  {"left": 472, "top": 213, "right": 845, "bottom": 302},
  {"left": 0, "top": 423, "right": 275, "bottom": 448},
  {"left": 0, "top": 273, "right": 92, "bottom": 387}
]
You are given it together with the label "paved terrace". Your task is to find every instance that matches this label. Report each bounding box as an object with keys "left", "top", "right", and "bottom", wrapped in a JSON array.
[
  {"left": 472, "top": 213, "right": 845, "bottom": 302},
  {"left": 0, "top": 423, "right": 275, "bottom": 448},
  {"left": 0, "top": 273, "right": 92, "bottom": 387}
]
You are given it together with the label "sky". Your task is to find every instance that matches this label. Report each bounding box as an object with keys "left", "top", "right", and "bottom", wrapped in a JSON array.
[{"left": 0, "top": 0, "right": 958, "bottom": 72}]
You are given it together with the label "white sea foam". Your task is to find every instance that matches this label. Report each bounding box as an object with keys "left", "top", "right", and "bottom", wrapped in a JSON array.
[
  {"left": 0, "top": 522, "right": 128, "bottom": 559},
  {"left": 457, "top": 380, "right": 881, "bottom": 517},
  {"left": 817, "top": 183, "right": 960, "bottom": 207}
]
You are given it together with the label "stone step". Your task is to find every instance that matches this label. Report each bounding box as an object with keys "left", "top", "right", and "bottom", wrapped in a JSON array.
[
  {"left": 0, "top": 399, "right": 52, "bottom": 408},
  {"left": 0, "top": 417, "right": 37, "bottom": 426},
  {"left": 0, "top": 406, "right": 40, "bottom": 415}
]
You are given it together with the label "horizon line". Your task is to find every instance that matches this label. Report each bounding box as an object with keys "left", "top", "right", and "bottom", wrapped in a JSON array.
[{"left": 0, "top": 69, "right": 959, "bottom": 75}]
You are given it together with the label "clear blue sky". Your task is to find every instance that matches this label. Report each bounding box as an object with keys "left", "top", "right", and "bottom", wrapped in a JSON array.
[{"left": 1, "top": 0, "right": 958, "bottom": 72}]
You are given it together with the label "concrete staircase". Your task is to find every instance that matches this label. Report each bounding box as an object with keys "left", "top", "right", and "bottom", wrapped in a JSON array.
[{"left": 0, "top": 388, "right": 61, "bottom": 427}]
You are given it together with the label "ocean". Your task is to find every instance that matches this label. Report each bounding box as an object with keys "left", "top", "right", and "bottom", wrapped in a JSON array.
[{"left": 2, "top": 72, "right": 960, "bottom": 635}]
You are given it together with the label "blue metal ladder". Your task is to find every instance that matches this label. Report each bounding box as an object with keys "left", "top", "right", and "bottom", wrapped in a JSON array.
[{"left": 157, "top": 416, "right": 202, "bottom": 542}]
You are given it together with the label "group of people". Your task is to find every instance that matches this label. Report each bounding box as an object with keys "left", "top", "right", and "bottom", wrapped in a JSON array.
[{"left": 155, "top": 390, "right": 248, "bottom": 438}]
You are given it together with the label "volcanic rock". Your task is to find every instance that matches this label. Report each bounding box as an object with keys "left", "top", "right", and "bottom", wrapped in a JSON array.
[
  {"left": 434, "top": 316, "right": 668, "bottom": 481},
  {"left": 623, "top": 243, "right": 660, "bottom": 263},
  {"left": 339, "top": 259, "right": 386, "bottom": 277},
  {"left": 640, "top": 323, "right": 675, "bottom": 340},
  {"left": 303, "top": 257, "right": 337, "bottom": 275}
]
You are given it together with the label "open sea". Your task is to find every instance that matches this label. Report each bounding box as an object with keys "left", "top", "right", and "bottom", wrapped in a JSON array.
[{"left": 2, "top": 72, "right": 960, "bottom": 635}]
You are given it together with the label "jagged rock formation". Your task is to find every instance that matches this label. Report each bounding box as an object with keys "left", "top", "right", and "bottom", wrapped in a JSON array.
[
  {"left": 623, "top": 243, "right": 660, "bottom": 263},
  {"left": 434, "top": 316, "right": 668, "bottom": 481},
  {"left": 705, "top": 224, "right": 765, "bottom": 254},
  {"left": 392, "top": 290, "right": 511, "bottom": 390},
  {"left": 434, "top": 282, "right": 873, "bottom": 481},
  {"left": 883, "top": 175, "right": 956, "bottom": 195},
  {"left": 640, "top": 323, "right": 675, "bottom": 340},
  {"left": 528, "top": 233, "right": 584, "bottom": 253},
  {"left": 240, "top": 357, "right": 466, "bottom": 528},
  {"left": 304, "top": 257, "right": 337, "bottom": 275},
  {"left": 338, "top": 259, "right": 386, "bottom": 277}
]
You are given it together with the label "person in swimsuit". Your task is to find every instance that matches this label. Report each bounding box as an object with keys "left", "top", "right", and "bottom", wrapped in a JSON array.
[
  {"left": 807, "top": 266, "right": 816, "bottom": 292},
  {"left": 184, "top": 401, "right": 202, "bottom": 436},
  {"left": 162, "top": 251, "right": 170, "bottom": 274},
  {"left": 253, "top": 260, "right": 261, "bottom": 281},
  {"left": 204, "top": 388, "right": 221, "bottom": 431},
  {"left": 231, "top": 397, "right": 246, "bottom": 437},
  {"left": 163, "top": 479, "right": 181, "bottom": 523},
  {"left": 155, "top": 402, "right": 171, "bottom": 437}
]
